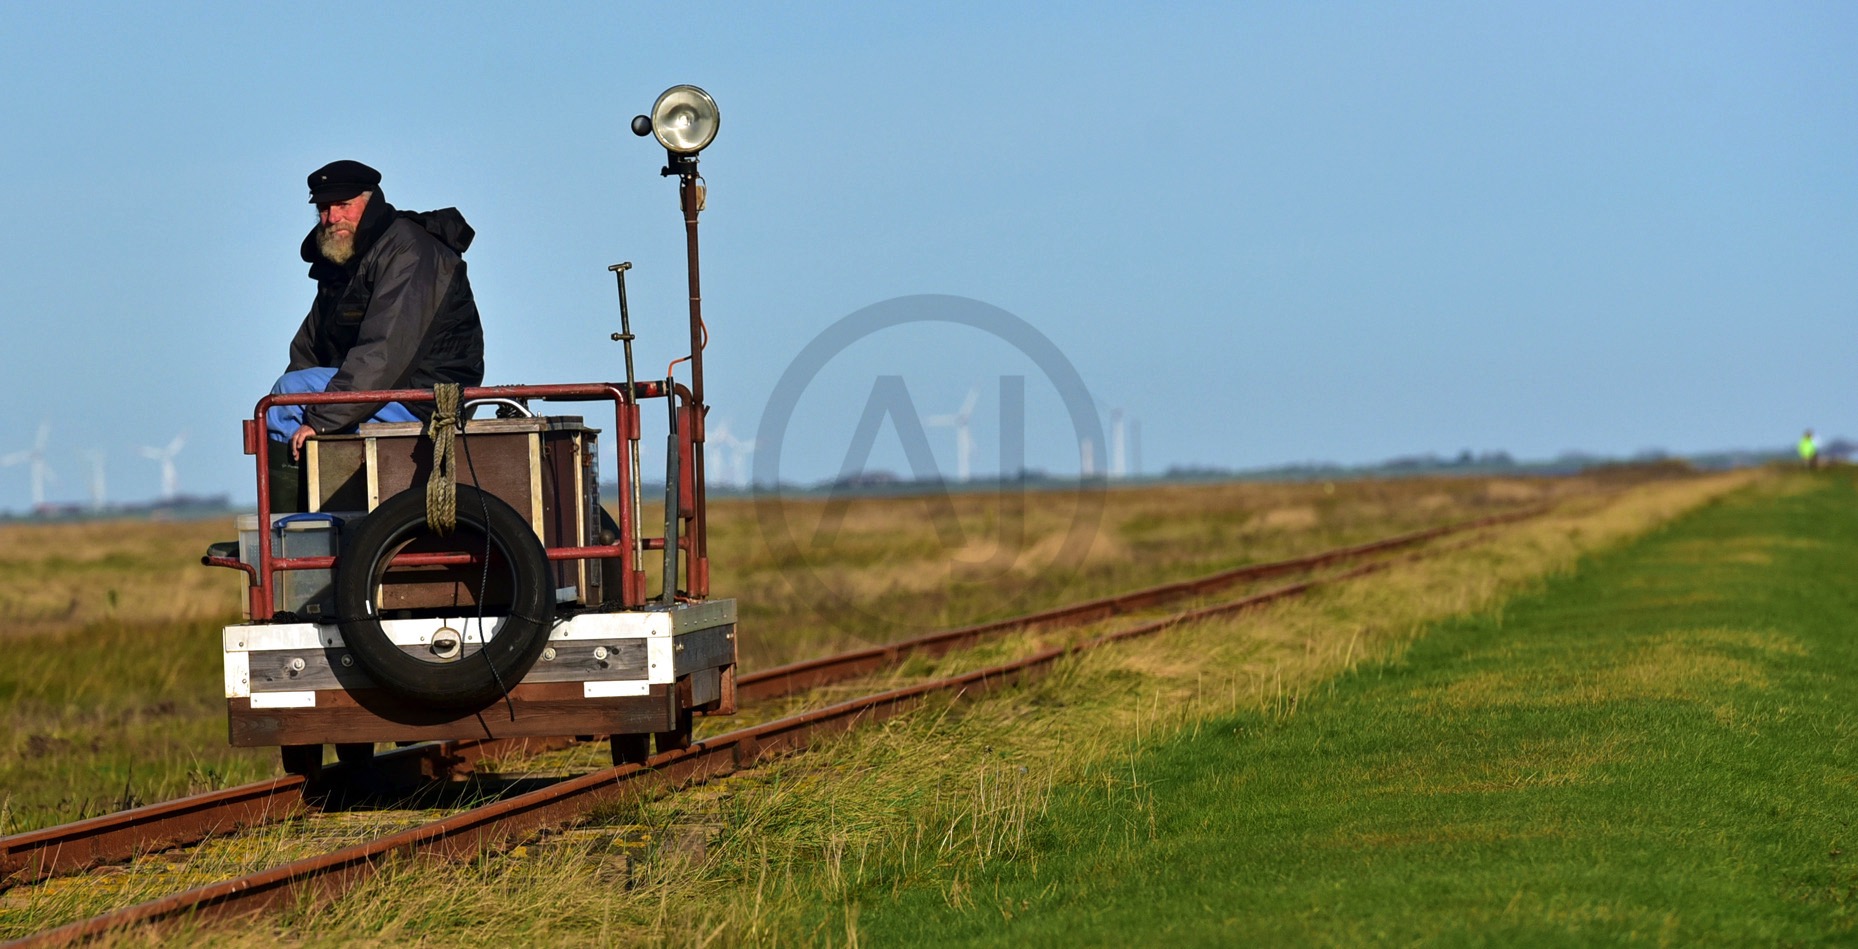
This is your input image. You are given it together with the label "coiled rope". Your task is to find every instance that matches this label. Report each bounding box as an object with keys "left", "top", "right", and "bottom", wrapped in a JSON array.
[{"left": 426, "top": 383, "right": 461, "bottom": 535}]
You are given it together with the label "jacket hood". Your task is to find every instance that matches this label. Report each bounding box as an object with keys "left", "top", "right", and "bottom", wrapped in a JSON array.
[{"left": 397, "top": 207, "right": 474, "bottom": 254}]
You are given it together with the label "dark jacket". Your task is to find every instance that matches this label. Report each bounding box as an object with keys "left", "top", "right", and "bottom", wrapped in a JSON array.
[{"left": 288, "top": 195, "right": 485, "bottom": 433}]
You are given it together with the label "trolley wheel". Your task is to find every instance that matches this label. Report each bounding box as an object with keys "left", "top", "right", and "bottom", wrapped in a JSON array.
[
  {"left": 610, "top": 733, "right": 652, "bottom": 766},
  {"left": 335, "top": 742, "right": 375, "bottom": 767},
  {"left": 280, "top": 744, "right": 323, "bottom": 777},
  {"left": 334, "top": 484, "right": 556, "bottom": 708},
  {"left": 655, "top": 709, "right": 694, "bottom": 754}
]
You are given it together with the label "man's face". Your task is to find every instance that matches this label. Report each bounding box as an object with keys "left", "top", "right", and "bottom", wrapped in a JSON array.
[{"left": 315, "top": 192, "right": 369, "bottom": 264}]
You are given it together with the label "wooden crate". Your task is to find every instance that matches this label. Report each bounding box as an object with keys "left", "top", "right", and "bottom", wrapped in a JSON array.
[{"left": 304, "top": 417, "right": 602, "bottom": 608}]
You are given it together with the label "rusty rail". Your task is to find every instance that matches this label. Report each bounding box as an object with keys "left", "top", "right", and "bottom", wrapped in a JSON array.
[
  {"left": 0, "top": 778, "right": 308, "bottom": 891},
  {"left": 6, "top": 556, "right": 1410, "bottom": 948},
  {"left": 737, "top": 505, "right": 1541, "bottom": 701},
  {"left": 0, "top": 736, "right": 564, "bottom": 891},
  {"left": 0, "top": 507, "right": 1532, "bottom": 894},
  {"left": 2, "top": 506, "right": 1541, "bottom": 945}
]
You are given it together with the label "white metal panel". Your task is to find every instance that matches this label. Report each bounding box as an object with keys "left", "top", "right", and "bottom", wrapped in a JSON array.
[
  {"left": 224, "top": 651, "right": 250, "bottom": 698},
  {"left": 548, "top": 611, "right": 670, "bottom": 640},
  {"left": 647, "top": 636, "right": 675, "bottom": 684},
  {"left": 229, "top": 618, "right": 521, "bottom": 652},
  {"left": 224, "top": 623, "right": 334, "bottom": 652},
  {"left": 250, "top": 690, "right": 316, "bottom": 708},
  {"left": 226, "top": 603, "right": 737, "bottom": 653},
  {"left": 584, "top": 680, "right": 650, "bottom": 698}
]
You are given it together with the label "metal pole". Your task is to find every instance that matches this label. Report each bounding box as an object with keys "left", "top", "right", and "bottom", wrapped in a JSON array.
[
  {"left": 677, "top": 164, "right": 710, "bottom": 596},
  {"left": 660, "top": 380, "right": 681, "bottom": 606},
  {"left": 609, "top": 263, "right": 646, "bottom": 575}
]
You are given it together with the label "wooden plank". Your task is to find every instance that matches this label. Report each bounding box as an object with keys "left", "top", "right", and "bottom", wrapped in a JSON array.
[
  {"left": 673, "top": 625, "right": 736, "bottom": 676},
  {"left": 247, "top": 647, "right": 371, "bottom": 693},
  {"left": 245, "top": 639, "right": 652, "bottom": 693},
  {"left": 686, "top": 667, "right": 721, "bottom": 707},
  {"left": 227, "top": 683, "right": 675, "bottom": 745},
  {"left": 308, "top": 440, "right": 369, "bottom": 512},
  {"left": 524, "top": 638, "right": 649, "bottom": 684}
]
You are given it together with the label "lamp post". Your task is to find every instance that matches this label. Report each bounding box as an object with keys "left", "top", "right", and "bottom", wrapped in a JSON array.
[{"left": 633, "top": 85, "right": 720, "bottom": 598}]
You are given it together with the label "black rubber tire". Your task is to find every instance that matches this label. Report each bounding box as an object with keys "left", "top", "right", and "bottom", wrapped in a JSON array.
[{"left": 335, "top": 484, "right": 555, "bottom": 709}]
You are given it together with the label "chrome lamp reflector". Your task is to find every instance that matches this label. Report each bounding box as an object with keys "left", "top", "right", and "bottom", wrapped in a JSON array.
[{"left": 650, "top": 85, "right": 720, "bottom": 154}]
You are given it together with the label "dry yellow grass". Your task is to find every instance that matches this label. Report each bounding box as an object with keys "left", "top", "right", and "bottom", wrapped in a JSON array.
[
  {"left": 707, "top": 472, "right": 1621, "bottom": 668},
  {"left": 0, "top": 466, "right": 1752, "bottom": 946},
  {"left": 0, "top": 519, "right": 244, "bottom": 637},
  {"left": 115, "top": 468, "right": 1759, "bottom": 947},
  {"left": 0, "top": 470, "right": 1620, "bottom": 651}
]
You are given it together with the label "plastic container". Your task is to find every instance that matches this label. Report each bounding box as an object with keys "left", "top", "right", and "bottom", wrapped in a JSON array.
[{"left": 235, "top": 511, "right": 362, "bottom": 619}]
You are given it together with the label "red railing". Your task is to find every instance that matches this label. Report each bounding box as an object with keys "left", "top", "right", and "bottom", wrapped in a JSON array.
[{"left": 213, "top": 381, "right": 705, "bottom": 622}]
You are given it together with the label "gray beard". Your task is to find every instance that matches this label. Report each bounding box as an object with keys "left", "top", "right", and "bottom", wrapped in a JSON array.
[{"left": 318, "top": 225, "right": 357, "bottom": 265}]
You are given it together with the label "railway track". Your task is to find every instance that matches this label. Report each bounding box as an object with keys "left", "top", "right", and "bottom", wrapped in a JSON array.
[
  {"left": 0, "top": 736, "right": 565, "bottom": 892},
  {"left": 0, "top": 506, "right": 1539, "bottom": 947}
]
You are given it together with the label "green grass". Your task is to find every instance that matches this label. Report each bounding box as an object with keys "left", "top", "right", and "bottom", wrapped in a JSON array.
[
  {"left": 0, "top": 476, "right": 1571, "bottom": 836},
  {"left": 836, "top": 473, "right": 1858, "bottom": 944},
  {"left": 0, "top": 619, "right": 275, "bottom": 835},
  {"left": 4, "top": 472, "right": 1727, "bottom": 945}
]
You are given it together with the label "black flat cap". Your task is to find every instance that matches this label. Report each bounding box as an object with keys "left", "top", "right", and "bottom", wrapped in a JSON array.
[{"left": 307, "top": 160, "right": 382, "bottom": 204}]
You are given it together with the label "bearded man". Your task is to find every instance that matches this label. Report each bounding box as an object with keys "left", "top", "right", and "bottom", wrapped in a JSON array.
[{"left": 264, "top": 160, "right": 484, "bottom": 509}]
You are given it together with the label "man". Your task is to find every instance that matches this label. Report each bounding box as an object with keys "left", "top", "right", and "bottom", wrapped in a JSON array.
[{"left": 266, "top": 160, "right": 484, "bottom": 507}]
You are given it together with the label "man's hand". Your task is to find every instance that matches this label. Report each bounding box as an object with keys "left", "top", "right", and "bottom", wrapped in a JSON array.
[{"left": 290, "top": 425, "right": 316, "bottom": 461}]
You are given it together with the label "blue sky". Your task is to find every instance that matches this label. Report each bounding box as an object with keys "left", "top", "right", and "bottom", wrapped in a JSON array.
[{"left": 0, "top": 3, "right": 1852, "bottom": 509}]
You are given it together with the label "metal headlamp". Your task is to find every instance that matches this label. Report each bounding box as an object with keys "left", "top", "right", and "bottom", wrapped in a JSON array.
[{"left": 631, "top": 85, "right": 720, "bottom": 155}]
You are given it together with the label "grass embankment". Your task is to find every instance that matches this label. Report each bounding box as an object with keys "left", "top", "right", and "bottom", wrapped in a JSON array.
[
  {"left": 137, "top": 472, "right": 1746, "bottom": 945},
  {"left": 841, "top": 471, "right": 1858, "bottom": 944},
  {"left": 0, "top": 475, "right": 1583, "bottom": 835}
]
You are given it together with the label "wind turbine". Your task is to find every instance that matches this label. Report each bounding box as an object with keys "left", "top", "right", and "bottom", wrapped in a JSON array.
[
  {"left": 705, "top": 420, "right": 758, "bottom": 489},
  {"left": 704, "top": 420, "right": 732, "bottom": 486},
  {"left": 140, "top": 433, "right": 186, "bottom": 501},
  {"left": 926, "top": 386, "right": 979, "bottom": 482},
  {"left": 1129, "top": 418, "right": 1142, "bottom": 478},
  {"left": 1109, "top": 408, "right": 1127, "bottom": 479},
  {"left": 80, "top": 449, "right": 107, "bottom": 510},
  {"left": 725, "top": 433, "right": 756, "bottom": 489},
  {"left": 2, "top": 422, "right": 55, "bottom": 508}
]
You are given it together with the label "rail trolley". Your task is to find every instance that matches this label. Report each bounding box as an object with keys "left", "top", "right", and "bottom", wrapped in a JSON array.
[{"left": 202, "top": 86, "right": 735, "bottom": 775}]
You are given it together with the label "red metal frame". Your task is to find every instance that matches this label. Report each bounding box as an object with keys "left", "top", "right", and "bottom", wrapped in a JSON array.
[{"left": 230, "top": 381, "right": 705, "bottom": 622}]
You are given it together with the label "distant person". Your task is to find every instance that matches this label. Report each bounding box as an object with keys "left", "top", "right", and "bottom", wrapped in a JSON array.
[
  {"left": 264, "top": 160, "right": 485, "bottom": 509},
  {"left": 1799, "top": 429, "right": 1820, "bottom": 470}
]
